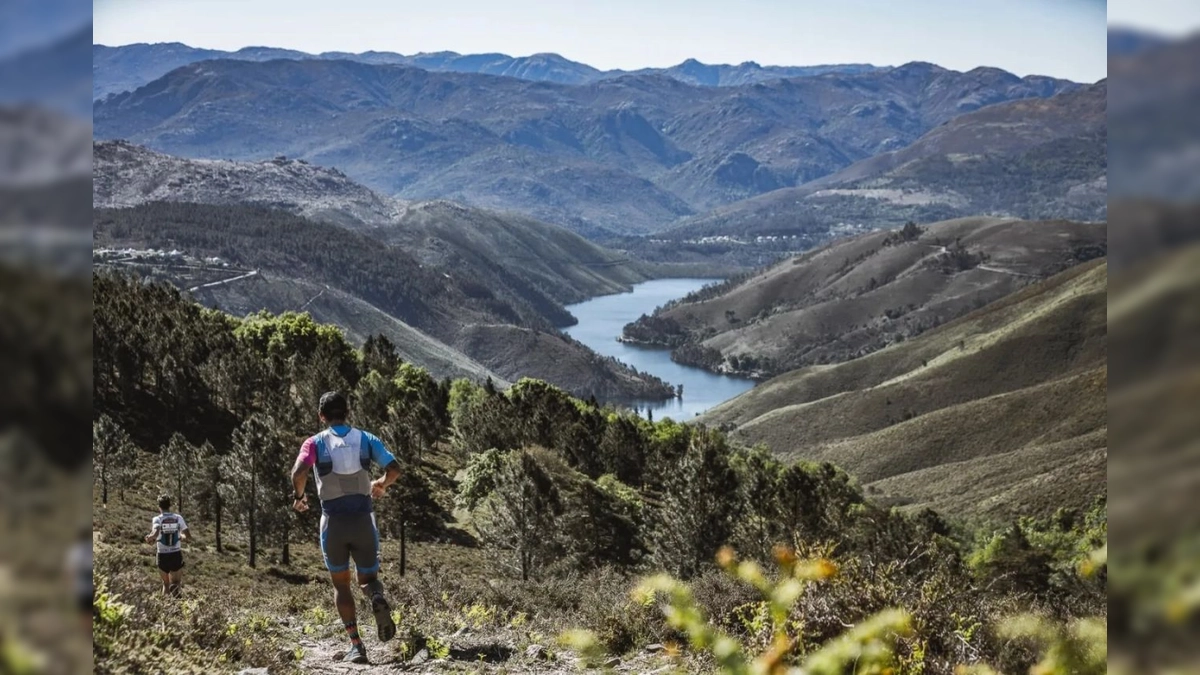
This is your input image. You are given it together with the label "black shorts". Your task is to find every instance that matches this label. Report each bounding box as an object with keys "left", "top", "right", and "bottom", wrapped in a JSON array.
[
  {"left": 79, "top": 592, "right": 93, "bottom": 613},
  {"left": 157, "top": 551, "right": 184, "bottom": 573},
  {"left": 320, "top": 512, "right": 380, "bottom": 574}
]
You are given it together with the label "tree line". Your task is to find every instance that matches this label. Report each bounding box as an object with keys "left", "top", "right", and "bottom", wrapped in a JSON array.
[{"left": 93, "top": 270, "right": 912, "bottom": 578}]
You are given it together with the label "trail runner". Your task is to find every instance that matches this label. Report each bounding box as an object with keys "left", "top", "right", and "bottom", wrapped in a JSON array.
[
  {"left": 144, "top": 495, "right": 190, "bottom": 596},
  {"left": 292, "top": 391, "right": 401, "bottom": 664}
]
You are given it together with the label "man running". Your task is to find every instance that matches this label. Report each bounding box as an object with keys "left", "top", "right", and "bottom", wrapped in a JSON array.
[
  {"left": 144, "top": 495, "right": 189, "bottom": 595},
  {"left": 292, "top": 391, "right": 401, "bottom": 665}
]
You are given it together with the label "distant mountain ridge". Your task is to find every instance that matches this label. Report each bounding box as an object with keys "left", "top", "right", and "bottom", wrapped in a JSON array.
[
  {"left": 93, "top": 57, "right": 1080, "bottom": 235},
  {"left": 92, "top": 40, "right": 886, "bottom": 99},
  {"left": 659, "top": 80, "right": 1106, "bottom": 252}
]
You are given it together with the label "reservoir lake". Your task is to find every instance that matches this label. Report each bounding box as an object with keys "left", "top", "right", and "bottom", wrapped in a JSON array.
[{"left": 564, "top": 278, "right": 755, "bottom": 421}]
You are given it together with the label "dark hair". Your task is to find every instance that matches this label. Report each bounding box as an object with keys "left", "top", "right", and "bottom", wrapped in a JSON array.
[
  {"left": 158, "top": 494, "right": 171, "bottom": 511},
  {"left": 319, "top": 391, "right": 349, "bottom": 420}
]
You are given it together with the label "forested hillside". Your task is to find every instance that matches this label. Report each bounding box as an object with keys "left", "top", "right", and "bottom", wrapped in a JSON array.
[
  {"left": 93, "top": 202, "right": 676, "bottom": 401},
  {"left": 93, "top": 141, "right": 656, "bottom": 306},
  {"left": 92, "top": 271, "right": 1105, "bottom": 674}
]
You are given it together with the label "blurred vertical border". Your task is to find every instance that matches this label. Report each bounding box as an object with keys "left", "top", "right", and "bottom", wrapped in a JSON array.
[
  {"left": 1108, "top": 10, "right": 1200, "bottom": 675},
  {"left": 0, "top": 0, "right": 94, "bottom": 673}
]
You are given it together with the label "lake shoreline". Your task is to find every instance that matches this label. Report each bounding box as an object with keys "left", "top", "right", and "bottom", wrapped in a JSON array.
[{"left": 564, "top": 278, "right": 756, "bottom": 420}]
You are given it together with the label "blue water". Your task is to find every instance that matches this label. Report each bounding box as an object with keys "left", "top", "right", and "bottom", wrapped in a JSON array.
[{"left": 564, "top": 278, "right": 756, "bottom": 421}]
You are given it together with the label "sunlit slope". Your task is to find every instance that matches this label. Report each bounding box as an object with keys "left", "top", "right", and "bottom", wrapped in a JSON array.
[
  {"left": 702, "top": 259, "right": 1106, "bottom": 519},
  {"left": 631, "top": 216, "right": 1105, "bottom": 375}
]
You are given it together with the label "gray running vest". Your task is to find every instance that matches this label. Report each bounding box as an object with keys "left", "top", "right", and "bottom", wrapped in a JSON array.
[{"left": 311, "top": 427, "right": 373, "bottom": 505}]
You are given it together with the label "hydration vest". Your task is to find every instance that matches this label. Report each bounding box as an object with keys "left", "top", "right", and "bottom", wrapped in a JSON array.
[{"left": 311, "top": 427, "right": 374, "bottom": 506}]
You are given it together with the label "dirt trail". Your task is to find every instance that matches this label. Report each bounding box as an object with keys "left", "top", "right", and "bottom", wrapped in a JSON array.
[{"left": 293, "top": 625, "right": 676, "bottom": 674}]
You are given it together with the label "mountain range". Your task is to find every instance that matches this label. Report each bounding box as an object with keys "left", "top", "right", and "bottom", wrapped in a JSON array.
[
  {"left": 92, "top": 55, "right": 1084, "bottom": 237},
  {"left": 93, "top": 39, "right": 885, "bottom": 100},
  {"left": 92, "top": 143, "right": 676, "bottom": 400},
  {"left": 660, "top": 79, "right": 1106, "bottom": 251}
]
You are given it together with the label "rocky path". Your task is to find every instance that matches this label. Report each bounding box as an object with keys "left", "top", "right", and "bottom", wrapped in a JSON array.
[{"left": 288, "top": 625, "right": 678, "bottom": 674}]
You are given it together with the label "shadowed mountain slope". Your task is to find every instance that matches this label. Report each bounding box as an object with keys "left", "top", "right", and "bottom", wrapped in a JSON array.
[
  {"left": 93, "top": 202, "right": 675, "bottom": 400},
  {"left": 93, "top": 141, "right": 653, "bottom": 314}
]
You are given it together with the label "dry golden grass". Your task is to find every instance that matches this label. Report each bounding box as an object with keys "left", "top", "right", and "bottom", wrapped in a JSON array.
[
  {"left": 702, "top": 260, "right": 1107, "bottom": 520},
  {"left": 657, "top": 217, "right": 1105, "bottom": 373}
]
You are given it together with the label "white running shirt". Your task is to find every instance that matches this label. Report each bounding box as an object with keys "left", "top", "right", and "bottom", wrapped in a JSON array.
[{"left": 151, "top": 512, "right": 188, "bottom": 554}]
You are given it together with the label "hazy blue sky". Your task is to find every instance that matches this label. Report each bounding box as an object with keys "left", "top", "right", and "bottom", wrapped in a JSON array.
[{"left": 95, "top": 0, "right": 1107, "bottom": 82}]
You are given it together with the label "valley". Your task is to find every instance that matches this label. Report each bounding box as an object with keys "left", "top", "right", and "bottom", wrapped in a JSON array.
[
  {"left": 623, "top": 216, "right": 1106, "bottom": 378},
  {"left": 80, "top": 17, "right": 1119, "bottom": 675}
]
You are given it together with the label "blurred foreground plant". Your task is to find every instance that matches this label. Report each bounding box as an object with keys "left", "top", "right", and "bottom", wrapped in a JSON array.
[
  {"left": 563, "top": 545, "right": 913, "bottom": 674},
  {"left": 564, "top": 545, "right": 1110, "bottom": 674}
]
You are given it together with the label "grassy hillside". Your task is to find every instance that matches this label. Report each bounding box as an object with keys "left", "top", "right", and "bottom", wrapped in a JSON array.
[
  {"left": 372, "top": 200, "right": 651, "bottom": 307},
  {"left": 701, "top": 259, "right": 1107, "bottom": 520},
  {"left": 625, "top": 216, "right": 1105, "bottom": 377},
  {"left": 811, "top": 81, "right": 1106, "bottom": 190},
  {"left": 89, "top": 270, "right": 1107, "bottom": 675}
]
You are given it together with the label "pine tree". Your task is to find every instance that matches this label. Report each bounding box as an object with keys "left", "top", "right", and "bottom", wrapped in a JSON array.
[
  {"left": 160, "top": 433, "right": 198, "bottom": 515},
  {"left": 92, "top": 414, "right": 136, "bottom": 505},
  {"left": 652, "top": 427, "right": 740, "bottom": 579},
  {"left": 731, "top": 446, "right": 781, "bottom": 563},
  {"left": 195, "top": 444, "right": 225, "bottom": 553},
  {"left": 474, "top": 448, "right": 564, "bottom": 581},
  {"left": 362, "top": 334, "right": 401, "bottom": 377},
  {"left": 260, "top": 416, "right": 296, "bottom": 565},
  {"left": 223, "top": 414, "right": 275, "bottom": 568}
]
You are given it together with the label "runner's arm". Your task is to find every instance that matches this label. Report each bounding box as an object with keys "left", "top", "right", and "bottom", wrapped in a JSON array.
[
  {"left": 144, "top": 524, "right": 160, "bottom": 544},
  {"left": 292, "top": 437, "right": 317, "bottom": 495},
  {"left": 379, "top": 460, "right": 401, "bottom": 488},
  {"left": 291, "top": 438, "right": 316, "bottom": 510},
  {"left": 366, "top": 434, "right": 401, "bottom": 492},
  {"left": 291, "top": 456, "right": 311, "bottom": 496}
]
